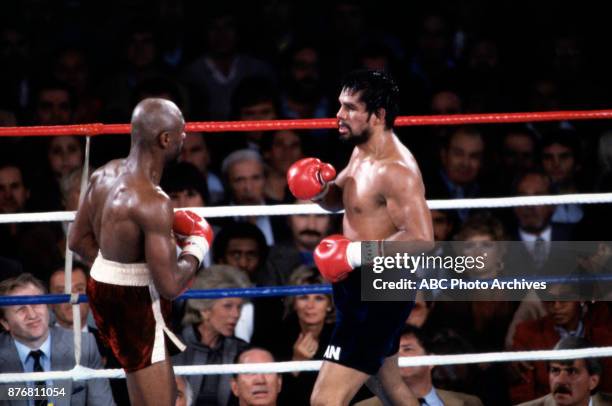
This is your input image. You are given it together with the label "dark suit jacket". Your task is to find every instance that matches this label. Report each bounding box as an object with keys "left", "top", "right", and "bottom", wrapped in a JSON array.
[
  {"left": 0, "top": 257, "right": 22, "bottom": 282},
  {"left": 506, "top": 223, "right": 576, "bottom": 281},
  {"left": 262, "top": 242, "right": 305, "bottom": 286},
  {"left": 0, "top": 326, "right": 115, "bottom": 406},
  {"left": 210, "top": 199, "right": 292, "bottom": 245},
  {"left": 509, "top": 223, "right": 575, "bottom": 243}
]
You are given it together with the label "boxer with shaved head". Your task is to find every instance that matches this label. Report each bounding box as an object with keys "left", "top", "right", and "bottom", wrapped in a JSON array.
[{"left": 70, "top": 98, "right": 213, "bottom": 405}]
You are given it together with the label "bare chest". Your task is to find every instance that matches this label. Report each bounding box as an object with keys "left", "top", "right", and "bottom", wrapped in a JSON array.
[{"left": 339, "top": 162, "right": 386, "bottom": 215}]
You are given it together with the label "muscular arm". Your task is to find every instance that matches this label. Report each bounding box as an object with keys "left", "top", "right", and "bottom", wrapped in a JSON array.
[
  {"left": 69, "top": 182, "right": 100, "bottom": 262},
  {"left": 382, "top": 162, "right": 434, "bottom": 252},
  {"left": 135, "top": 195, "right": 198, "bottom": 300}
]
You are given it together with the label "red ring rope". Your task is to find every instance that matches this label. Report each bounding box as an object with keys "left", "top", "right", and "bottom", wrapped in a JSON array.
[{"left": 0, "top": 109, "right": 611, "bottom": 137}]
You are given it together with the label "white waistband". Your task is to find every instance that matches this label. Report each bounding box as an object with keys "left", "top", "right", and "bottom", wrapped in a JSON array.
[{"left": 90, "top": 253, "right": 152, "bottom": 286}]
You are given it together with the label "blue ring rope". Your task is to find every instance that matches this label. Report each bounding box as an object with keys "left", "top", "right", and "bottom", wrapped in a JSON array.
[
  {"left": 0, "top": 284, "right": 333, "bottom": 306},
  {"left": 1, "top": 273, "right": 612, "bottom": 307}
]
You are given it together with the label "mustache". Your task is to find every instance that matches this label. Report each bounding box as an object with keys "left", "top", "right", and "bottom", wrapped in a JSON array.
[
  {"left": 553, "top": 385, "right": 572, "bottom": 395},
  {"left": 299, "top": 230, "right": 322, "bottom": 237}
]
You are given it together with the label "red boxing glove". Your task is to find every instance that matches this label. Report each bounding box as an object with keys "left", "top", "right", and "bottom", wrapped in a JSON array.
[
  {"left": 173, "top": 210, "right": 214, "bottom": 267},
  {"left": 287, "top": 158, "right": 336, "bottom": 200},
  {"left": 314, "top": 235, "right": 362, "bottom": 283}
]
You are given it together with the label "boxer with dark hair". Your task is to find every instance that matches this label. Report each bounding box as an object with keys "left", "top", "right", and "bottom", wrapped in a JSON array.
[{"left": 287, "top": 70, "right": 433, "bottom": 405}]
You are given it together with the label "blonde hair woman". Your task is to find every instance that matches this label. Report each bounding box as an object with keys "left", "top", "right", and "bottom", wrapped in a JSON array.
[{"left": 174, "top": 265, "right": 251, "bottom": 406}]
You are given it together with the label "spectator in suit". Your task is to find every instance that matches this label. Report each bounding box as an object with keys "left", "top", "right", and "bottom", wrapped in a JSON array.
[
  {"left": 517, "top": 336, "right": 612, "bottom": 406},
  {"left": 511, "top": 170, "right": 574, "bottom": 269},
  {"left": 541, "top": 130, "right": 584, "bottom": 224},
  {"left": 230, "top": 348, "right": 282, "bottom": 406},
  {"left": 218, "top": 149, "right": 290, "bottom": 245},
  {"left": 425, "top": 126, "right": 485, "bottom": 222},
  {"left": 355, "top": 324, "right": 484, "bottom": 406},
  {"left": 264, "top": 199, "right": 334, "bottom": 286},
  {"left": 0, "top": 273, "right": 114, "bottom": 405},
  {"left": 504, "top": 170, "right": 577, "bottom": 350}
]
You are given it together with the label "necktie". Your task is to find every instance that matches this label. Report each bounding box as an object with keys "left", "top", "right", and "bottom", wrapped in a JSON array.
[
  {"left": 29, "top": 350, "right": 47, "bottom": 406},
  {"left": 418, "top": 398, "right": 427, "bottom": 406},
  {"left": 533, "top": 237, "right": 546, "bottom": 269}
]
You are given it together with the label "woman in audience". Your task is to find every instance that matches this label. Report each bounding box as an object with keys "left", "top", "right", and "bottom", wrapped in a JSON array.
[
  {"left": 271, "top": 265, "right": 335, "bottom": 405},
  {"left": 173, "top": 265, "right": 250, "bottom": 406}
]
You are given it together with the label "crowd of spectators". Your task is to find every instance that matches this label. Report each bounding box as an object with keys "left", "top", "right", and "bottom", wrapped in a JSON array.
[{"left": 2, "top": 0, "right": 612, "bottom": 405}]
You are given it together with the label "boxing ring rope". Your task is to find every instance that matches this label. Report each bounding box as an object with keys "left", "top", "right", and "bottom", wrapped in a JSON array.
[
  {"left": 4, "top": 267, "right": 612, "bottom": 308},
  {"left": 2, "top": 110, "right": 612, "bottom": 385},
  {"left": 2, "top": 109, "right": 612, "bottom": 136},
  {"left": 3, "top": 346, "right": 612, "bottom": 383},
  {"left": 1, "top": 193, "right": 612, "bottom": 225},
  {"left": 0, "top": 284, "right": 334, "bottom": 306}
]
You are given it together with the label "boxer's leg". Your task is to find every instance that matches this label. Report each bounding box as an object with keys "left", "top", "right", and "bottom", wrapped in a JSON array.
[
  {"left": 310, "top": 361, "right": 369, "bottom": 406},
  {"left": 126, "top": 349, "right": 176, "bottom": 406}
]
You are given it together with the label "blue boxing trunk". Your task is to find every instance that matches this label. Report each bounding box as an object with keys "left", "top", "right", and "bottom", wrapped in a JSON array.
[{"left": 322, "top": 267, "right": 414, "bottom": 375}]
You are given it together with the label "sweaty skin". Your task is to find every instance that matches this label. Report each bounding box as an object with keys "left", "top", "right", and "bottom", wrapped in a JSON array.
[
  {"left": 336, "top": 138, "right": 432, "bottom": 243},
  {"left": 310, "top": 88, "right": 433, "bottom": 406},
  {"left": 69, "top": 99, "right": 197, "bottom": 300},
  {"left": 320, "top": 89, "right": 433, "bottom": 246},
  {"left": 68, "top": 98, "right": 198, "bottom": 406}
]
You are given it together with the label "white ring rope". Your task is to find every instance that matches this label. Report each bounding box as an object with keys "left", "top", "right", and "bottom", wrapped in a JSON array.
[
  {"left": 1, "top": 346, "right": 612, "bottom": 383},
  {"left": 1, "top": 193, "right": 611, "bottom": 224}
]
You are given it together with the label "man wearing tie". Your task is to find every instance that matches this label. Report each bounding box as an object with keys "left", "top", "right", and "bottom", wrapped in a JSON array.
[
  {"left": 0, "top": 273, "right": 114, "bottom": 406},
  {"left": 355, "top": 324, "right": 484, "bottom": 406},
  {"left": 512, "top": 170, "right": 574, "bottom": 269}
]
